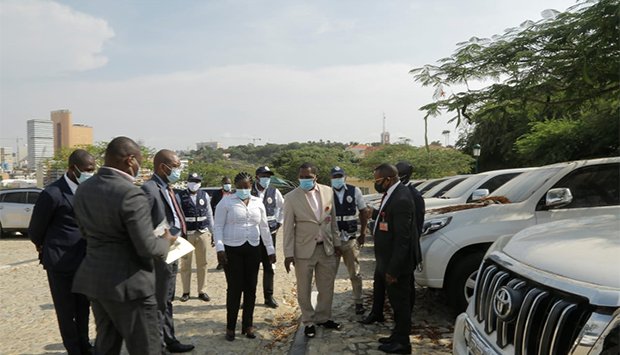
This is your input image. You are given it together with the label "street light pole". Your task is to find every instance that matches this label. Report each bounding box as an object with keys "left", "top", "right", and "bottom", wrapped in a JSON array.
[{"left": 473, "top": 144, "right": 481, "bottom": 173}]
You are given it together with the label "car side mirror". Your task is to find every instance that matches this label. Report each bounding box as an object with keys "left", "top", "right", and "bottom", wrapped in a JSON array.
[
  {"left": 545, "top": 188, "right": 573, "bottom": 208},
  {"left": 471, "top": 189, "right": 490, "bottom": 201}
]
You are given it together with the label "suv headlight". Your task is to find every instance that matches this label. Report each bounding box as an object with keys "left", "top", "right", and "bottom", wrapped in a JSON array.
[{"left": 422, "top": 216, "right": 452, "bottom": 236}]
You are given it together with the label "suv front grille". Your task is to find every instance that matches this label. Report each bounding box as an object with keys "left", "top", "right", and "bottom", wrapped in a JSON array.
[{"left": 473, "top": 260, "right": 592, "bottom": 355}]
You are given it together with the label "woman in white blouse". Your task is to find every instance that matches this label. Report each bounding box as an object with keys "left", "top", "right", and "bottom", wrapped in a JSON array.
[{"left": 214, "top": 172, "right": 276, "bottom": 341}]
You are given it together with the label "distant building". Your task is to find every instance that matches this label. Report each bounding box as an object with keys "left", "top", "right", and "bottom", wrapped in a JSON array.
[
  {"left": 345, "top": 144, "right": 371, "bottom": 158},
  {"left": 197, "top": 141, "right": 221, "bottom": 150},
  {"left": 27, "top": 119, "right": 54, "bottom": 171},
  {"left": 51, "top": 109, "right": 93, "bottom": 153},
  {"left": 380, "top": 113, "right": 390, "bottom": 145},
  {"left": 0, "top": 147, "right": 14, "bottom": 172}
]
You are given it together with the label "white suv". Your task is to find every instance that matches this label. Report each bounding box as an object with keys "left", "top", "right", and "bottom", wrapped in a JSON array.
[
  {"left": 453, "top": 215, "right": 620, "bottom": 355},
  {"left": 0, "top": 188, "right": 42, "bottom": 237},
  {"left": 416, "top": 157, "right": 620, "bottom": 312}
]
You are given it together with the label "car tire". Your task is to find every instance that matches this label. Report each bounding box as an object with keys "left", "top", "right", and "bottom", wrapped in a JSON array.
[{"left": 445, "top": 252, "right": 484, "bottom": 313}]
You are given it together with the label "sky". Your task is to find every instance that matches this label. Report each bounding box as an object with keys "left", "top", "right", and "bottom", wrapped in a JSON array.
[{"left": 0, "top": 0, "right": 577, "bottom": 151}]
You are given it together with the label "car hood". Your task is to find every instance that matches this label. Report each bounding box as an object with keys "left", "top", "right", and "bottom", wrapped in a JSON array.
[
  {"left": 425, "top": 197, "right": 461, "bottom": 209},
  {"left": 502, "top": 215, "right": 620, "bottom": 289}
]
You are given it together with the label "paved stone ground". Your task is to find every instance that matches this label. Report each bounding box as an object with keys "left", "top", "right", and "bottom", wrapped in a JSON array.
[{"left": 0, "top": 233, "right": 453, "bottom": 355}]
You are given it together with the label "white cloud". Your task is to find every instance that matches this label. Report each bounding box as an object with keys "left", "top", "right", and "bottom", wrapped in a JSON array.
[
  {"left": 0, "top": 0, "right": 114, "bottom": 78},
  {"left": 3, "top": 63, "right": 454, "bottom": 150}
]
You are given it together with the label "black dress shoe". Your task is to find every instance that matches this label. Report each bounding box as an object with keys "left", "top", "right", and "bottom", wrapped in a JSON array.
[
  {"left": 225, "top": 329, "right": 235, "bottom": 341},
  {"left": 355, "top": 303, "right": 366, "bottom": 315},
  {"left": 166, "top": 342, "right": 195, "bottom": 353},
  {"left": 317, "top": 320, "right": 342, "bottom": 330},
  {"left": 378, "top": 336, "right": 392, "bottom": 344},
  {"left": 304, "top": 325, "right": 316, "bottom": 338},
  {"left": 179, "top": 293, "right": 190, "bottom": 302},
  {"left": 241, "top": 326, "right": 256, "bottom": 339},
  {"left": 378, "top": 342, "right": 412, "bottom": 354},
  {"left": 359, "top": 312, "right": 385, "bottom": 324},
  {"left": 265, "top": 298, "right": 279, "bottom": 308},
  {"left": 198, "top": 293, "right": 210, "bottom": 302},
  {"left": 216, "top": 263, "right": 224, "bottom": 270}
]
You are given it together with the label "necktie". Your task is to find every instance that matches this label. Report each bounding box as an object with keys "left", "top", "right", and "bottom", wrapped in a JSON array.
[
  {"left": 168, "top": 187, "right": 187, "bottom": 236},
  {"left": 308, "top": 190, "right": 320, "bottom": 220}
]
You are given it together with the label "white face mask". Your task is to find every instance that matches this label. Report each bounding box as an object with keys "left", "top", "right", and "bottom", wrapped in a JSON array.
[
  {"left": 187, "top": 182, "right": 201, "bottom": 192},
  {"left": 223, "top": 184, "right": 232, "bottom": 192}
]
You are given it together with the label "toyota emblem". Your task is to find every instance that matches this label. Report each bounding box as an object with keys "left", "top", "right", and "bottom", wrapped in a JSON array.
[{"left": 493, "top": 286, "right": 522, "bottom": 322}]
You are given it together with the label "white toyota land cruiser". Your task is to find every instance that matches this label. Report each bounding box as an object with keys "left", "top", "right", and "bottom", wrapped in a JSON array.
[
  {"left": 453, "top": 215, "right": 620, "bottom": 355},
  {"left": 416, "top": 157, "right": 619, "bottom": 312}
]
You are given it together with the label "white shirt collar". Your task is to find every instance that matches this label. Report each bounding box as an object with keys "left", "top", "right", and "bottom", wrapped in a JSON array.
[
  {"left": 64, "top": 173, "right": 79, "bottom": 194},
  {"left": 379, "top": 180, "right": 400, "bottom": 210},
  {"left": 100, "top": 166, "right": 136, "bottom": 183}
]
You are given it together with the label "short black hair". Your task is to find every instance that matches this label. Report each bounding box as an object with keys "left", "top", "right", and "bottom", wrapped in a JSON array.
[
  {"left": 68, "top": 149, "right": 93, "bottom": 167},
  {"left": 234, "top": 172, "right": 253, "bottom": 184},
  {"left": 299, "top": 162, "right": 318, "bottom": 175},
  {"left": 105, "top": 137, "right": 140, "bottom": 164},
  {"left": 374, "top": 163, "right": 398, "bottom": 177},
  {"left": 396, "top": 161, "right": 413, "bottom": 177}
]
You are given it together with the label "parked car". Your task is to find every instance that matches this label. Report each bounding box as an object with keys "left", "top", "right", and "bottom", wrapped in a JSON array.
[
  {"left": 0, "top": 187, "right": 42, "bottom": 237},
  {"left": 416, "top": 157, "right": 620, "bottom": 312},
  {"left": 417, "top": 177, "right": 450, "bottom": 195},
  {"left": 453, "top": 215, "right": 620, "bottom": 355},
  {"left": 424, "top": 168, "right": 535, "bottom": 210},
  {"left": 423, "top": 175, "right": 469, "bottom": 198}
]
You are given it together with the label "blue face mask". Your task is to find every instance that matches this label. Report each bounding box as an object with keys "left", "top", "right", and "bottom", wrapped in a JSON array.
[
  {"left": 236, "top": 188, "right": 251, "bottom": 200},
  {"left": 259, "top": 177, "right": 271, "bottom": 188},
  {"left": 75, "top": 166, "right": 94, "bottom": 184},
  {"left": 331, "top": 177, "right": 345, "bottom": 190},
  {"left": 164, "top": 164, "right": 181, "bottom": 183},
  {"left": 299, "top": 178, "right": 315, "bottom": 191}
]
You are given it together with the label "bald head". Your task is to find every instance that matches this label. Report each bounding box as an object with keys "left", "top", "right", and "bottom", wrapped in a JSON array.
[{"left": 153, "top": 149, "right": 180, "bottom": 180}]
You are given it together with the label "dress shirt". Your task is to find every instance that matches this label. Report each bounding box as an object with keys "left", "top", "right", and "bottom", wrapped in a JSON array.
[
  {"left": 334, "top": 185, "right": 368, "bottom": 239},
  {"left": 99, "top": 166, "right": 136, "bottom": 183},
  {"left": 304, "top": 185, "right": 324, "bottom": 242},
  {"left": 213, "top": 195, "right": 275, "bottom": 254},
  {"left": 152, "top": 174, "right": 182, "bottom": 231},
  {"left": 63, "top": 173, "right": 78, "bottom": 195},
  {"left": 374, "top": 180, "right": 401, "bottom": 235},
  {"left": 253, "top": 183, "right": 285, "bottom": 224}
]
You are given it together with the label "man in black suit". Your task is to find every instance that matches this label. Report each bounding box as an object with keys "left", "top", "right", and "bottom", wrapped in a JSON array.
[
  {"left": 142, "top": 149, "right": 194, "bottom": 353},
  {"left": 71, "top": 137, "right": 176, "bottom": 354},
  {"left": 29, "top": 149, "right": 95, "bottom": 355},
  {"left": 367, "top": 163, "right": 417, "bottom": 354}
]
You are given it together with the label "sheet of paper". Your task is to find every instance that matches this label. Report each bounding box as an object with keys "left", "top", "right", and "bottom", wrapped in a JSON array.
[
  {"left": 154, "top": 220, "right": 169, "bottom": 237},
  {"left": 166, "top": 236, "right": 195, "bottom": 264}
]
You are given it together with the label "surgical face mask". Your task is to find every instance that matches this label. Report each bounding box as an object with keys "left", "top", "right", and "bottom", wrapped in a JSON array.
[
  {"left": 259, "top": 177, "right": 271, "bottom": 189},
  {"left": 187, "top": 182, "right": 201, "bottom": 193},
  {"left": 165, "top": 164, "right": 181, "bottom": 183},
  {"left": 374, "top": 177, "right": 390, "bottom": 193},
  {"left": 235, "top": 188, "right": 251, "bottom": 200},
  {"left": 75, "top": 166, "right": 94, "bottom": 184},
  {"left": 331, "top": 177, "right": 345, "bottom": 190},
  {"left": 223, "top": 184, "right": 232, "bottom": 192},
  {"left": 299, "top": 178, "right": 315, "bottom": 191}
]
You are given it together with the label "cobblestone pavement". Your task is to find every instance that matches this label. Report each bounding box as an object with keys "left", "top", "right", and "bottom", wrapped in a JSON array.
[{"left": 0, "top": 233, "right": 454, "bottom": 355}]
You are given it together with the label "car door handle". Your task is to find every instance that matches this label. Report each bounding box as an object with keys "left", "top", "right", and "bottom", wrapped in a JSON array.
[{"left": 24, "top": 207, "right": 31, "bottom": 212}]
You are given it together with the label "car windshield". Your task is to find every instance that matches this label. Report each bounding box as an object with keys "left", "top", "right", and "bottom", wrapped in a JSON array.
[
  {"left": 489, "top": 167, "right": 563, "bottom": 202},
  {"left": 424, "top": 177, "right": 468, "bottom": 198},
  {"left": 441, "top": 174, "right": 485, "bottom": 199},
  {"left": 418, "top": 178, "right": 448, "bottom": 195}
]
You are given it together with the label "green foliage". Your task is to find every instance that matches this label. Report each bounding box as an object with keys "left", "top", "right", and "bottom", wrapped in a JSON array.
[
  {"left": 361, "top": 144, "right": 474, "bottom": 179},
  {"left": 183, "top": 160, "right": 254, "bottom": 187},
  {"left": 411, "top": 0, "right": 620, "bottom": 167},
  {"left": 46, "top": 141, "right": 155, "bottom": 171}
]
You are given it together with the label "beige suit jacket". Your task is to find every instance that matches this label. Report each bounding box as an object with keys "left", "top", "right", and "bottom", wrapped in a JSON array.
[{"left": 283, "top": 183, "right": 340, "bottom": 259}]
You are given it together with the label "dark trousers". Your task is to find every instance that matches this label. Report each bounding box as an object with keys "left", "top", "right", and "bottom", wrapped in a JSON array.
[
  {"left": 386, "top": 273, "right": 412, "bottom": 345},
  {"left": 223, "top": 242, "right": 261, "bottom": 331},
  {"left": 370, "top": 270, "right": 416, "bottom": 315},
  {"left": 90, "top": 295, "right": 161, "bottom": 355},
  {"left": 46, "top": 270, "right": 90, "bottom": 355},
  {"left": 259, "top": 233, "right": 276, "bottom": 300},
  {"left": 155, "top": 259, "right": 178, "bottom": 346}
]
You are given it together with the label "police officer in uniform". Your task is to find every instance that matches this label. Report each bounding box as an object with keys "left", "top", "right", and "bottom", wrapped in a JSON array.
[
  {"left": 330, "top": 166, "right": 370, "bottom": 315},
  {"left": 251, "top": 166, "right": 284, "bottom": 308},
  {"left": 178, "top": 172, "right": 214, "bottom": 302}
]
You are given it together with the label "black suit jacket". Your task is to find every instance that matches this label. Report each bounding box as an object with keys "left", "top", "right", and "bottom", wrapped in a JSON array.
[
  {"left": 72, "top": 167, "right": 169, "bottom": 302},
  {"left": 406, "top": 183, "right": 425, "bottom": 267},
  {"left": 141, "top": 175, "right": 181, "bottom": 232},
  {"left": 28, "top": 176, "right": 86, "bottom": 272},
  {"left": 373, "top": 183, "right": 419, "bottom": 277}
]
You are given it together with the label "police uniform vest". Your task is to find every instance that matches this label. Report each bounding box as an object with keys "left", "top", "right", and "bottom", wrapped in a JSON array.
[
  {"left": 334, "top": 184, "right": 358, "bottom": 233},
  {"left": 251, "top": 184, "right": 279, "bottom": 232},
  {"left": 179, "top": 189, "right": 210, "bottom": 231}
]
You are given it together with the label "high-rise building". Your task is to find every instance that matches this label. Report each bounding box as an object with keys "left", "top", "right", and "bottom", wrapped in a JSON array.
[
  {"left": 0, "top": 147, "right": 14, "bottom": 172},
  {"left": 196, "top": 141, "right": 222, "bottom": 150},
  {"left": 380, "top": 113, "right": 390, "bottom": 145},
  {"left": 27, "top": 119, "right": 54, "bottom": 170},
  {"left": 51, "top": 109, "right": 93, "bottom": 152}
]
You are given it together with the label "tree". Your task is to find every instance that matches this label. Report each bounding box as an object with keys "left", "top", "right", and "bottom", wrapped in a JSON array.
[{"left": 411, "top": 0, "right": 619, "bottom": 168}]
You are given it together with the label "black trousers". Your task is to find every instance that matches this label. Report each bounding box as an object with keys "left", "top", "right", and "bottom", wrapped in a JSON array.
[
  {"left": 90, "top": 295, "right": 161, "bottom": 355},
  {"left": 370, "top": 270, "right": 416, "bottom": 315},
  {"left": 259, "top": 233, "right": 276, "bottom": 299},
  {"left": 46, "top": 269, "right": 90, "bottom": 355},
  {"left": 223, "top": 242, "right": 261, "bottom": 331},
  {"left": 386, "top": 272, "right": 412, "bottom": 345},
  {"left": 154, "top": 259, "right": 178, "bottom": 346}
]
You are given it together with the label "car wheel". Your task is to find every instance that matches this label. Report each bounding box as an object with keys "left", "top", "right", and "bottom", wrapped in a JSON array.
[{"left": 445, "top": 252, "right": 484, "bottom": 313}]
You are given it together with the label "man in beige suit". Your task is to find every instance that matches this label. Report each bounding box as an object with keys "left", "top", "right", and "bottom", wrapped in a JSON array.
[{"left": 284, "top": 162, "right": 343, "bottom": 338}]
